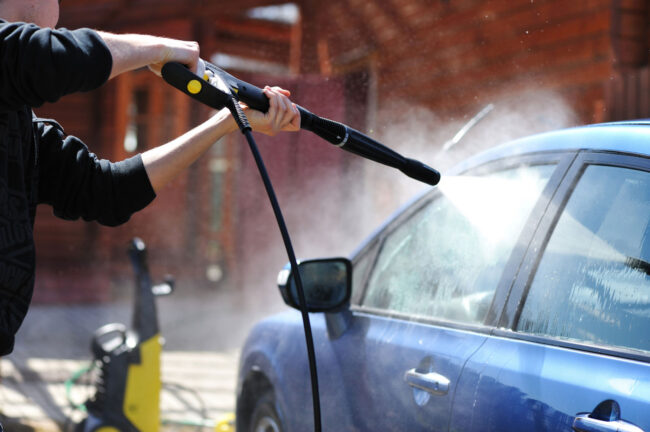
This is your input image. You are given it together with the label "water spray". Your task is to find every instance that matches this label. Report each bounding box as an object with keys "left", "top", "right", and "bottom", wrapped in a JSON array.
[{"left": 160, "top": 59, "right": 441, "bottom": 432}]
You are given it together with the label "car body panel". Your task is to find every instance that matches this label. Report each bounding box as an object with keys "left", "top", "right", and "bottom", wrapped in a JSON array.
[
  {"left": 329, "top": 312, "right": 488, "bottom": 431},
  {"left": 238, "top": 312, "right": 358, "bottom": 432},
  {"left": 238, "top": 311, "right": 490, "bottom": 431},
  {"left": 450, "top": 335, "right": 650, "bottom": 432}
]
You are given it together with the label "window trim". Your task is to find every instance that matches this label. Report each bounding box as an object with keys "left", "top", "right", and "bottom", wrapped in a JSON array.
[
  {"left": 491, "top": 329, "right": 650, "bottom": 364},
  {"left": 355, "top": 151, "right": 576, "bottom": 328},
  {"left": 350, "top": 305, "right": 495, "bottom": 336},
  {"left": 350, "top": 238, "right": 381, "bottom": 305},
  {"left": 485, "top": 152, "right": 576, "bottom": 326},
  {"left": 501, "top": 150, "right": 650, "bottom": 362}
]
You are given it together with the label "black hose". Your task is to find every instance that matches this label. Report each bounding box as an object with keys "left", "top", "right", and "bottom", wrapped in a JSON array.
[
  {"left": 239, "top": 125, "right": 322, "bottom": 432},
  {"left": 221, "top": 94, "right": 322, "bottom": 430}
]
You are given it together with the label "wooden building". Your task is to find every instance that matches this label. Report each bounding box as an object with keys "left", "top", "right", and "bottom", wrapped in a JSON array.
[{"left": 32, "top": 0, "right": 650, "bottom": 302}]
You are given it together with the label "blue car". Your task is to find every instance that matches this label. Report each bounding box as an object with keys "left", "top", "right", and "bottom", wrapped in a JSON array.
[{"left": 235, "top": 121, "right": 650, "bottom": 432}]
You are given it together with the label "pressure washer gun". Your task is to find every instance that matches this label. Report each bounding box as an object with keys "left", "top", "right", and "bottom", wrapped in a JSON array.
[{"left": 161, "top": 60, "right": 441, "bottom": 186}]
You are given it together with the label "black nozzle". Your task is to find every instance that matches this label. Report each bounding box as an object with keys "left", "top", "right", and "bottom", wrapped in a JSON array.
[
  {"left": 401, "top": 158, "right": 441, "bottom": 186},
  {"left": 300, "top": 109, "right": 440, "bottom": 185}
]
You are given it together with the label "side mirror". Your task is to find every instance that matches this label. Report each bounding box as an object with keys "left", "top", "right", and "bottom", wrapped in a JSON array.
[{"left": 277, "top": 258, "right": 352, "bottom": 313}]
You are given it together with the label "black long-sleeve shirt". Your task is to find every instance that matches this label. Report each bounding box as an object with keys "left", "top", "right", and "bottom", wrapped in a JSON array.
[{"left": 0, "top": 20, "right": 156, "bottom": 355}]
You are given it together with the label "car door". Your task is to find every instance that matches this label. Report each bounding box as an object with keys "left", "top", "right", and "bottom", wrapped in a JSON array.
[
  {"left": 450, "top": 152, "right": 650, "bottom": 432},
  {"left": 325, "top": 157, "right": 565, "bottom": 431}
]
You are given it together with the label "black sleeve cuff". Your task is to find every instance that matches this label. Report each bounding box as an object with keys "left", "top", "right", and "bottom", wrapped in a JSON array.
[
  {"left": 0, "top": 331, "right": 15, "bottom": 356},
  {"left": 66, "top": 28, "right": 113, "bottom": 92},
  {"left": 111, "top": 154, "right": 157, "bottom": 217}
]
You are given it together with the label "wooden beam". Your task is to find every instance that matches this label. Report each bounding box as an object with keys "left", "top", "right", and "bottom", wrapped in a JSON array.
[
  {"left": 292, "top": 0, "right": 320, "bottom": 74},
  {"left": 208, "top": 13, "right": 293, "bottom": 63},
  {"left": 60, "top": 0, "right": 296, "bottom": 29},
  {"left": 214, "top": 17, "right": 293, "bottom": 43},
  {"left": 212, "top": 34, "right": 291, "bottom": 64},
  {"left": 196, "top": 0, "right": 298, "bottom": 17}
]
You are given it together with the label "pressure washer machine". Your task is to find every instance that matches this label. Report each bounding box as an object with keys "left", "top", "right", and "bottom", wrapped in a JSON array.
[{"left": 74, "top": 238, "right": 170, "bottom": 432}]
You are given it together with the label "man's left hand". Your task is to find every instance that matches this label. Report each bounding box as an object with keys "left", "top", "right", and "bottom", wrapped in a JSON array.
[{"left": 244, "top": 86, "right": 301, "bottom": 136}]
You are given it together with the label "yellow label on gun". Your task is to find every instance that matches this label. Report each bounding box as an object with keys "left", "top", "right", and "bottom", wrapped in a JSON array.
[{"left": 187, "top": 80, "right": 202, "bottom": 94}]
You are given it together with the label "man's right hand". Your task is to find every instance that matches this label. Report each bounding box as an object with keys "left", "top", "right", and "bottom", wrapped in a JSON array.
[{"left": 146, "top": 36, "right": 201, "bottom": 76}]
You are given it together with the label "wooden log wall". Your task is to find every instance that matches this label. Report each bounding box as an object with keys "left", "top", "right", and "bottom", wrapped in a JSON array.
[{"left": 316, "top": 0, "right": 615, "bottom": 123}]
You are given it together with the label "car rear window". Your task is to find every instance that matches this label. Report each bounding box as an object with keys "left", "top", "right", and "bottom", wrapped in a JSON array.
[{"left": 517, "top": 164, "right": 650, "bottom": 353}]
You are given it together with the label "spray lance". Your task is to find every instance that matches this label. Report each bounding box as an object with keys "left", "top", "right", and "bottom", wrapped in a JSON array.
[
  {"left": 160, "top": 59, "right": 441, "bottom": 432},
  {"left": 161, "top": 61, "right": 441, "bottom": 186}
]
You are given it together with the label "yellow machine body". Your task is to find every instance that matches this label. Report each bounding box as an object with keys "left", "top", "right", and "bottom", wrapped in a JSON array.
[{"left": 123, "top": 335, "right": 162, "bottom": 432}]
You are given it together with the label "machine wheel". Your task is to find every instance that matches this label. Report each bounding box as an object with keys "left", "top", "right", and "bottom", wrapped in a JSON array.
[
  {"left": 72, "top": 419, "right": 85, "bottom": 432},
  {"left": 250, "top": 391, "right": 284, "bottom": 432}
]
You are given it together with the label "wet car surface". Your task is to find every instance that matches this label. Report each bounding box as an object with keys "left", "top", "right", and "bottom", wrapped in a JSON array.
[{"left": 236, "top": 121, "right": 650, "bottom": 432}]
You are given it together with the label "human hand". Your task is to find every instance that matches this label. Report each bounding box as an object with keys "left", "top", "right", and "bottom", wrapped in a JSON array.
[
  {"left": 243, "top": 86, "right": 301, "bottom": 136},
  {"left": 146, "top": 36, "right": 201, "bottom": 76}
]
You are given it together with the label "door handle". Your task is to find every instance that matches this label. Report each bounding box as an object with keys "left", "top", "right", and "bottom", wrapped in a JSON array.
[
  {"left": 573, "top": 414, "right": 644, "bottom": 432},
  {"left": 573, "top": 400, "right": 644, "bottom": 432},
  {"left": 404, "top": 368, "right": 450, "bottom": 396}
]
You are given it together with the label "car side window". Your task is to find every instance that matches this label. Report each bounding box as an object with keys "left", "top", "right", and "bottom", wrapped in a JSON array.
[
  {"left": 361, "top": 164, "right": 555, "bottom": 324},
  {"left": 517, "top": 164, "right": 650, "bottom": 353}
]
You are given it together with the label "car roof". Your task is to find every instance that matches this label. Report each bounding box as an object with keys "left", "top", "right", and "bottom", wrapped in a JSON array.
[
  {"left": 350, "top": 121, "right": 650, "bottom": 259},
  {"left": 449, "top": 120, "right": 650, "bottom": 174}
]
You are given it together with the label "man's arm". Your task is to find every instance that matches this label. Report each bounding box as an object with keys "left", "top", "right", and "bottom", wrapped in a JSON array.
[
  {"left": 0, "top": 21, "right": 112, "bottom": 110},
  {"left": 36, "top": 86, "right": 300, "bottom": 224},
  {"left": 141, "top": 86, "right": 301, "bottom": 193},
  {"left": 96, "top": 31, "right": 200, "bottom": 80},
  {"left": 0, "top": 21, "right": 201, "bottom": 110},
  {"left": 36, "top": 122, "right": 156, "bottom": 227}
]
